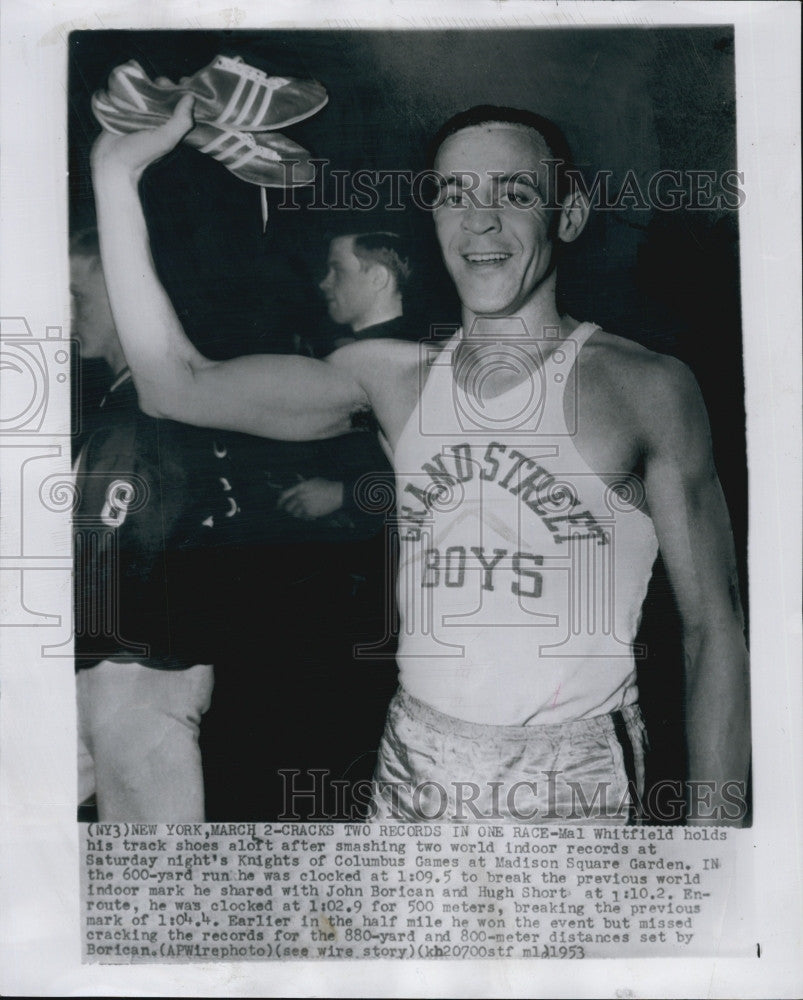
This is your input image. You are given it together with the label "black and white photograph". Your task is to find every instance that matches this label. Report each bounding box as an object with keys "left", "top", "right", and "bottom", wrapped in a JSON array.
[
  {"left": 1, "top": 1, "right": 800, "bottom": 996},
  {"left": 68, "top": 24, "right": 752, "bottom": 826}
]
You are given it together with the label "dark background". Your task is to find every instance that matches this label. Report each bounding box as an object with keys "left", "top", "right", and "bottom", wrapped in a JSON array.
[{"left": 69, "top": 27, "right": 747, "bottom": 821}]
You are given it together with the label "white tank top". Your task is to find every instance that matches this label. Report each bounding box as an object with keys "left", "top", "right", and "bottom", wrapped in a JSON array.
[{"left": 392, "top": 322, "right": 658, "bottom": 725}]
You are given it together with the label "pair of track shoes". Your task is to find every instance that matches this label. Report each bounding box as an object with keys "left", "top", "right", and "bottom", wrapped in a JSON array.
[{"left": 92, "top": 55, "right": 328, "bottom": 193}]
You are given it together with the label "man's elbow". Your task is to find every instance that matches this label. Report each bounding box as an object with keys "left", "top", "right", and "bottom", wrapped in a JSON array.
[
  {"left": 134, "top": 386, "right": 173, "bottom": 419},
  {"left": 132, "top": 354, "right": 211, "bottom": 421},
  {"left": 135, "top": 369, "right": 203, "bottom": 423},
  {"left": 682, "top": 614, "right": 745, "bottom": 642},
  {"left": 138, "top": 396, "right": 166, "bottom": 419},
  {"left": 681, "top": 615, "right": 749, "bottom": 674},
  {"left": 137, "top": 390, "right": 191, "bottom": 423}
]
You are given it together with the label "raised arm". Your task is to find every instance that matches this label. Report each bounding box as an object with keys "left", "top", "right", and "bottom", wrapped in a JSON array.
[
  {"left": 641, "top": 357, "right": 750, "bottom": 825},
  {"left": 90, "top": 97, "right": 368, "bottom": 440}
]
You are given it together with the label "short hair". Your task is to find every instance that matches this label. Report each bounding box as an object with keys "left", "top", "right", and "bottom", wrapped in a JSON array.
[
  {"left": 349, "top": 231, "right": 412, "bottom": 294},
  {"left": 428, "top": 105, "right": 576, "bottom": 205},
  {"left": 70, "top": 226, "right": 101, "bottom": 262}
]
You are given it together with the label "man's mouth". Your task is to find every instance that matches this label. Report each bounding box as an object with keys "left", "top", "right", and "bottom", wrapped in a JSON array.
[{"left": 462, "top": 252, "right": 512, "bottom": 265}]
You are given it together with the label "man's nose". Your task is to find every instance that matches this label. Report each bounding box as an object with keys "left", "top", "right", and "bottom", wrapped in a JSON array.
[
  {"left": 461, "top": 203, "right": 501, "bottom": 234},
  {"left": 319, "top": 272, "right": 331, "bottom": 292}
]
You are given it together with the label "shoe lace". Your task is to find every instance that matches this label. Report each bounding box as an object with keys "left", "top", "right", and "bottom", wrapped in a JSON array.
[
  {"left": 212, "top": 55, "right": 289, "bottom": 88},
  {"left": 260, "top": 187, "right": 269, "bottom": 233}
]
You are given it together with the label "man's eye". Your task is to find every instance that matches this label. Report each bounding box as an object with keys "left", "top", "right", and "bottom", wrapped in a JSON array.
[
  {"left": 504, "top": 185, "right": 538, "bottom": 207},
  {"left": 442, "top": 191, "right": 466, "bottom": 208}
]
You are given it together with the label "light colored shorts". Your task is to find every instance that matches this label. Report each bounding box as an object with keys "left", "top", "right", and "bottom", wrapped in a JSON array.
[{"left": 372, "top": 687, "right": 647, "bottom": 824}]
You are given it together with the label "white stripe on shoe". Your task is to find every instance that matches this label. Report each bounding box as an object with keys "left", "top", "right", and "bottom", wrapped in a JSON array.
[
  {"left": 93, "top": 96, "right": 141, "bottom": 120},
  {"left": 248, "top": 86, "right": 275, "bottom": 129},
  {"left": 91, "top": 98, "right": 126, "bottom": 134},
  {"left": 210, "top": 137, "right": 254, "bottom": 164},
  {"left": 97, "top": 119, "right": 126, "bottom": 135},
  {"left": 93, "top": 97, "right": 120, "bottom": 117},
  {"left": 114, "top": 68, "right": 149, "bottom": 111},
  {"left": 93, "top": 86, "right": 142, "bottom": 113},
  {"left": 229, "top": 142, "right": 284, "bottom": 172},
  {"left": 252, "top": 76, "right": 287, "bottom": 125},
  {"left": 231, "top": 81, "right": 260, "bottom": 128},
  {"left": 227, "top": 147, "right": 261, "bottom": 171},
  {"left": 246, "top": 79, "right": 287, "bottom": 128},
  {"left": 198, "top": 130, "right": 240, "bottom": 155},
  {"left": 214, "top": 75, "right": 248, "bottom": 126}
]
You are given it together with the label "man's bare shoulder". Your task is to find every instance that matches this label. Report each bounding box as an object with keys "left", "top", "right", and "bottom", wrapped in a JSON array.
[
  {"left": 582, "top": 327, "right": 688, "bottom": 381},
  {"left": 581, "top": 328, "right": 705, "bottom": 444}
]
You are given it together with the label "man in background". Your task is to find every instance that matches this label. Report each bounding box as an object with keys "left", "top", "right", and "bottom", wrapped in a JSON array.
[
  {"left": 277, "top": 228, "right": 413, "bottom": 520},
  {"left": 71, "top": 228, "right": 226, "bottom": 820},
  {"left": 320, "top": 230, "right": 413, "bottom": 346}
]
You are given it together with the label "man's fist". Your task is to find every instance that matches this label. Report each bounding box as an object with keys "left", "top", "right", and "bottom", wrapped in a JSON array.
[{"left": 90, "top": 94, "right": 196, "bottom": 181}]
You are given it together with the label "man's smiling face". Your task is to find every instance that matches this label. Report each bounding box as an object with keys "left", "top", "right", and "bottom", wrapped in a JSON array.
[{"left": 433, "top": 123, "right": 557, "bottom": 319}]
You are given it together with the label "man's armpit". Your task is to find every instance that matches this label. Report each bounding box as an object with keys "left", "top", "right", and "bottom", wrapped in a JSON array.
[{"left": 350, "top": 402, "right": 378, "bottom": 433}]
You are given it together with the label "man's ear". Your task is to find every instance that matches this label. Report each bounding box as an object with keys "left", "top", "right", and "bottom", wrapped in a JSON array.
[
  {"left": 369, "top": 262, "right": 393, "bottom": 293},
  {"left": 556, "top": 188, "right": 590, "bottom": 244}
]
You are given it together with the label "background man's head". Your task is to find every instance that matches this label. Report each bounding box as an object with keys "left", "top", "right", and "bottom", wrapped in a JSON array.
[
  {"left": 428, "top": 106, "right": 587, "bottom": 319},
  {"left": 69, "top": 228, "right": 119, "bottom": 361},
  {"left": 319, "top": 231, "right": 411, "bottom": 332}
]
